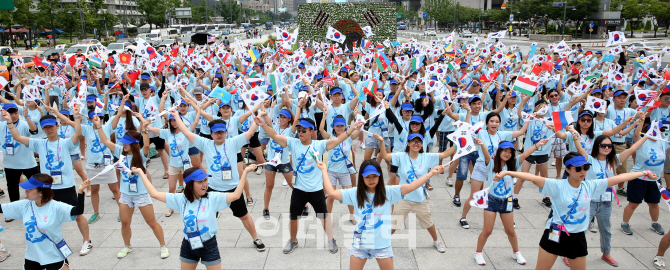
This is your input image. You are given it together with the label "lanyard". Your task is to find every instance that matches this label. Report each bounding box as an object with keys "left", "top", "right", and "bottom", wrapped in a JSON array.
[
  {"left": 337, "top": 142, "right": 351, "bottom": 165},
  {"left": 29, "top": 202, "right": 61, "bottom": 246},
  {"left": 597, "top": 159, "right": 609, "bottom": 178},
  {"left": 92, "top": 128, "right": 108, "bottom": 153},
  {"left": 617, "top": 109, "right": 626, "bottom": 125},
  {"left": 214, "top": 142, "right": 231, "bottom": 166},
  {"left": 173, "top": 132, "right": 186, "bottom": 164},
  {"left": 5, "top": 120, "right": 17, "bottom": 142},
  {"left": 553, "top": 185, "right": 583, "bottom": 227},
  {"left": 294, "top": 145, "right": 312, "bottom": 181},
  {"left": 354, "top": 194, "right": 375, "bottom": 237},
  {"left": 46, "top": 140, "right": 60, "bottom": 173},
  {"left": 595, "top": 119, "right": 604, "bottom": 131},
  {"left": 182, "top": 198, "right": 203, "bottom": 233},
  {"left": 488, "top": 133, "right": 498, "bottom": 151},
  {"left": 59, "top": 126, "right": 69, "bottom": 138}
]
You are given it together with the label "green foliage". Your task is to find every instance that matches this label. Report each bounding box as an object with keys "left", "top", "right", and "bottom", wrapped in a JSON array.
[
  {"left": 296, "top": 3, "right": 397, "bottom": 43},
  {"left": 644, "top": 20, "right": 651, "bottom": 30}
]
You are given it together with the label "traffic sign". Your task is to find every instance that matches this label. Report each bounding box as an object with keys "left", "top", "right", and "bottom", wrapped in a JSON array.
[
  {"left": 589, "top": 28, "right": 593, "bottom": 32},
  {"left": 509, "top": 14, "right": 514, "bottom": 21},
  {"left": 501, "top": 2, "right": 507, "bottom": 8},
  {"left": 552, "top": 2, "right": 564, "bottom": 7},
  {"left": 589, "top": 23, "right": 594, "bottom": 28},
  {"left": 423, "top": 11, "right": 427, "bottom": 18},
  {"left": 397, "top": 13, "right": 401, "bottom": 18}
]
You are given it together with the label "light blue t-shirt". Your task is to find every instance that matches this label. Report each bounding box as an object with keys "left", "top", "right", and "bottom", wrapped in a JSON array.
[
  {"left": 476, "top": 131, "right": 513, "bottom": 163},
  {"left": 391, "top": 152, "right": 439, "bottom": 203},
  {"left": 18, "top": 107, "right": 45, "bottom": 138},
  {"left": 81, "top": 124, "right": 114, "bottom": 164},
  {"left": 286, "top": 137, "right": 327, "bottom": 192},
  {"left": 391, "top": 118, "right": 410, "bottom": 153},
  {"left": 193, "top": 134, "right": 247, "bottom": 191},
  {"left": 486, "top": 157, "right": 520, "bottom": 199},
  {"left": 524, "top": 121, "right": 554, "bottom": 156},
  {"left": 267, "top": 125, "right": 294, "bottom": 165},
  {"left": 587, "top": 155, "right": 621, "bottom": 203},
  {"left": 364, "top": 103, "right": 389, "bottom": 136},
  {"left": 500, "top": 107, "right": 520, "bottom": 131},
  {"left": 605, "top": 107, "right": 636, "bottom": 143},
  {"left": 327, "top": 138, "right": 354, "bottom": 174},
  {"left": 113, "top": 145, "right": 148, "bottom": 195},
  {"left": 593, "top": 118, "right": 616, "bottom": 133},
  {"left": 28, "top": 138, "right": 78, "bottom": 189},
  {"left": 325, "top": 104, "right": 353, "bottom": 133},
  {"left": 160, "top": 129, "right": 192, "bottom": 168},
  {"left": 458, "top": 111, "right": 490, "bottom": 126},
  {"left": 566, "top": 131, "right": 603, "bottom": 154},
  {"left": 166, "top": 192, "right": 230, "bottom": 242},
  {"left": 1, "top": 200, "right": 75, "bottom": 265},
  {"left": 112, "top": 116, "right": 141, "bottom": 143},
  {"left": 135, "top": 95, "right": 163, "bottom": 130},
  {"left": 632, "top": 139, "right": 669, "bottom": 178},
  {"left": 340, "top": 185, "right": 402, "bottom": 249},
  {"left": 540, "top": 178, "right": 608, "bottom": 233},
  {"left": 0, "top": 121, "right": 37, "bottom": 169}
]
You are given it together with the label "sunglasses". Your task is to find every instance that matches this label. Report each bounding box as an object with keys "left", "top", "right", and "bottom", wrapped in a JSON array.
[
  {"left": 549, "top": 94, "right": 559, "bottom": 98},
  {"left": 600, "top": 144, "right": 613, "bottom": 149},
  {"left": 579, "top": 118, "right": 592, "bottom": 123},
  {"left": 452, "top": 91, "right": 458, "bottom": 93},
  {"left": 297, "top": 128, "right": 311, "bottom": 134},
  {"left": 408, "top": 140, "right": 423, "bottom": 145},
  {"left": 572, "top": 164, "right": 591, "bottom": 172}
]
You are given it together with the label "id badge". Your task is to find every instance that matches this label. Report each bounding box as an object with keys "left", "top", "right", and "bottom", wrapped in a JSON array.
[
  {"left": 381, "top": 127, "right": 389, "bottom": 138},
  {"left": 51, "top": 171, "right": 62, "bottom": 185},
  {"left": 346, "top": 162, "right": 357, "bottom": 175},
  {"left": 221, "top": 166, "right": 232, "bottom": 180},
  {"left": 507, "top": 197, "right": 513, "bottom": 212},
  {"left": 352, "top": 233, "right": 362, "bottom": 249},
  {"left": 183, "top": 161, "right": 191, "bottom": 171},
  {"left": 602, "top": 191, "right": 612, "bottom": 202},
  {"left": 56, "top": 239, "right": 73, "bottom": 258},
  {"left": 548, "top": 229, "right": 560, "bottom": 243},
  {"left": 5, "top": 144, "right": 13, "bottom": 156},
  {"left": 103, "top": 154, "right": 112, "bottom": 165},
  {"left": 129, "top": 176, "right": 138, "bottom": 193},
  {"left": 186, "top": 231, "right": 204, "bottom": 249}
]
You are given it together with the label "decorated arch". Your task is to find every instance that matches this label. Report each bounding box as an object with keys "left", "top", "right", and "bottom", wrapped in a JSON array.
[{"left": 297, "top": 3, "right": 397, "bottom": 47}]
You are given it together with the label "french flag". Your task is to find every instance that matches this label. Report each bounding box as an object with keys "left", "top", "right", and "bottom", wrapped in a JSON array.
[
  {"left": 361, "top": 38, "right": 372, "bottom": 48},
  {"left": 552, "top": 111, "right": 574, "bottom": 131}
]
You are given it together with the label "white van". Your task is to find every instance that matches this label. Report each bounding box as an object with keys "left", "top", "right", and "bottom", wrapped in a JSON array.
[
  {"left": 161, "top": 28, "right": 179, "bottom": 39},
  {"left": 149, "top": 29, "right": 162, "bottom": 41}
]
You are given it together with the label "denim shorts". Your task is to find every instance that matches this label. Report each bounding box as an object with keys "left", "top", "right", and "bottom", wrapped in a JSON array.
[
  {"left": 456, "top": 151, "right": 478, "bottom": 181},
  {"left": 349, "top": 246, "right": 394, "bottom": 260},
  {"left": 625, "top": 137, "right": 634, "bottom": 144},
  {"left": 119, "top": 193, "right": 153, "bottom": 208},
  {"left": 259, "top": 137, "right": 270, "bottom": 145},
  {"left": 71, "top": 154, "right": 81, "bottom": 162},
  {"left": 364, "top": 136, "right": 391, "bottom": 149},
  {"left": 180, "top": 236, "right": 221, "bottom": 266},
  {"left": 265, "top": 163, "right": 293, "bottom": 173},
  {"left": 188, "top": 147, "right": 199, "bottom": 156},
  {"left": 484, "top": 194, "right": 513, "bottom": 214}
]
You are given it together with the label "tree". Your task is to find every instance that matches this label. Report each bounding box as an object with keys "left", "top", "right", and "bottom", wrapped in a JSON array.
[
  {"left": 423, "top": 0, "right": 454, "bottom": 29},
  {"left": 216, "top": 0, "right": 242, "bottom": 23},
  {"left": 618, "top": 0, "right": 652, "bottom": 37},
  {"left": 58, "top": 4, "right": 82, "bottom": 42},
  {"left": 36, "top": 0, "right": 60, "bottom": 36},
  {"left": 648, "top": 1, "right": 670, "bottom": 37},
  {"left": 137, "top": 0, "right": 167, "bottom": 29}
]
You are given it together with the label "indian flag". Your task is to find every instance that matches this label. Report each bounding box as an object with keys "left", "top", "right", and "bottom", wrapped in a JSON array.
[
  {"left": 512, "top": 76, "right": 539, "bottom": 96},
  {"left": 89, "top": 55, "right": 102, "bottom": 68}
]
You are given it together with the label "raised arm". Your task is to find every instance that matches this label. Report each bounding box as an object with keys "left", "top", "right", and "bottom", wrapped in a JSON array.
[
  {"left": 318, "top": 160, "right": 343, "bottom": 201},
  {"left": 607, "top": 170, "right": 657, "bottom": 188},
  {"left": 253, "top": 115, "right": 287, "bottom": 147},
  {"left": 132, "top": 167, "right": 166, "bottom": 203},
  {"left": 603, "top": 116, "right": 635, "bottom": 137},
  {"left": 400, "top": 165, "right": 444, "bottom": 196},
  {"left": 1, "top": 110, "right": 29, "bottom": 146},
  {"left": 319, "top": 107, "right": 331, "bottom": 139},
  {"left": 620, "top": 135, "right": 648, "bottom": 161},
  {"left": 326, "top": 121, "right": 364, "bottom": 150},
  {"left": 170, "top": 110, "right": 197, "bottom": 144},
  {"left": 373, "top": 134, "right": 392, "bottom": 162},
  {"left": 519, "top": 138, "right": 549, "bottom": 161},
  {"left": 70, "top": 106, "right": 83, "bottom": 145},
  {"left": 90, "top": 116, "right": 115, "bottom": 150},
  {"left": 229, "top": 165, "right": 254, "bottom": 203},
  {"left": 140, "top": 121, "right": 150, "bottom": 156}
]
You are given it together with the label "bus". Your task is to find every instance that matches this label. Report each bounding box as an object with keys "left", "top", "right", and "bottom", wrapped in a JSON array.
[
  {"left": 179, "top": 25, "right": 194, "bottom": 34},
  {"left": 241, "top": 23, "right": 252, "bottom": 30},
  {"left": 195, "top": 24, "right": 207, "bottom": 32},
  {"left": 206, "top": 24, "right": 218, "bottom": 31},
  {"left": 170, "top": 25, "right": 182, "bottom": 34}
]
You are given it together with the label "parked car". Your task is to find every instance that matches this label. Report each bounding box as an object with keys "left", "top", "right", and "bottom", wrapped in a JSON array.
[
  {"left": 0, "top": 46, "right": 17, "bottom": 56},
  {"left": 460, "top": 30, "right": 474, "bottom": 38},
  {"left": 397, "top": 22, "right": 407, "bottom": 30},
  {"left": 106, "top": 42, "right": 131, "bottom": 53},
  {"left": 64, "top": 44, "right": 107, "bottom": 60},
  {"left": 79, "top": 39, "right": 101, "bottom": 45},
  {"left": 157, "top": 39, "right": 175, "bottom": 48},
  {"left": 116, "top": 38, "right": 136, "bottom": 45},
  {"left": 630, "top": 42, "right": 663, "bottom": 54},
  {"left": 209, "top": 31, "right": 221, "bottom": 38},
  {"left": 40, "top": 48, "right": 65, "bottom": 59},
  {"left": 424, "top": 28, "right": 437, "bottom": 36},
  {"left": 221, "top": 29, "right": 230, "bottom": 35}
]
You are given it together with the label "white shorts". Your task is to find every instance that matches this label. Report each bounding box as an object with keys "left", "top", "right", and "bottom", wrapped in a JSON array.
[
  {"left": 328, "top": 171, "right": 352, "bottom": 186},
  {"left": 119, "top": 193, "right": 153, "bottom": 208}
]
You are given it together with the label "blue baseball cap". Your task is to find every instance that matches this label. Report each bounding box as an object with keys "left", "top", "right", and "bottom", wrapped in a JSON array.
[
  {"left": 140, "top": 74, "right": 151, "bottom": 80},
  {"left": 297, "top": 119, "right": 315, "bottom": 129},
  {"left": 469, "top": 95, "right": 482, "bottom": 104},
  {"left": 330, "top": 88, "right": 343, "bottom": 95},
  {"left": 168, "top": 113, "right": 182, "bottom": 120},
  {"left": 596, "top": 51, "right": 602, "bottom": 54},
  {"left": 565, "top": 155, "right": 590, "bottom": 167},
  {"left": 333, "top": 117, "right": 347, "bottom": 126},
  {"left": 314, "top": 74, "right": 323, "bottom": 79},
  {"left": 401, "top": 103, "right": 413, "bottom": 111},
  {"left": 511, "top": 91, "right": 518, "bottom": 98},
  {"left": 407, "top": 133, "right": 424, "bottom": 141},
  {"left": 389, "top": 79, "right": 398, "bottom": 85},
  {"left": 86, "top": 96, "right": 96, "bottom": 102},
  {"left": 592, "top": 88, "right": 603, "bottom": 95},
  {"left": 59, "top": 110, "right": 71, "bottom": 116},
  {"left": 460, "top": 63, "right": 468, "bottom": 68},
  {"left": 88, "top": 111, "right": 103, "bottom": 119},
  {"left": 361, "top": 164, "right": 381, "bottom": 177},
  {"left": 19, "top": 176, "right": 52, "bottom": 190},
  {"left": 410, "top": 116, "right": 423, "bottom": 123},
  {"left": 219, "top": 101, "right": 232, "bottom": 107},
  {"left": 578, "top": 110, "right": 594, "bottom": 118},
  {"left": 210, "top": 122, "right": 227, "bottom": 132},
  {"left": 498, "top": 141, "right": 514, "bottom": 149},
  {"left": 39, "top": 118, "right": 58, "bottom": 128},
  {"left": 339, "top": 67, "right": 348, "bottom": 73},
  {"left": 184, "top": 168, "right": 211, "bottom": 183},
  {"left": 2, "top": 103, "right": 17, "bottom": 111},
  {"left": 613, "top": 90, "right": 627, "bottom": 97},
  {"left": 279, "top": 109, "right": 292, "bottom": 119},
  {"left": 119, "top": 134, "right": 140, "bottom": 145}
]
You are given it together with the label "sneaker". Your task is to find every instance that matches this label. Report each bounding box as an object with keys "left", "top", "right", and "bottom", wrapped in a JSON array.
[
  {"left": 117, "top": 246, "right": 132, "bottom": 258},
  {"left": 327, "top": 238, "right": 338, "bottom": 254},
  {"left": 433, "top": 241, "right": 446, "bottom": 253},
  {"left": 302, "top": 206, "right": 309, "bottom": 217},
  {"left": 563, "top": 257, "right": 570, "bottom": 266},
  {"left": 160, "top": 246, "right": 169, "bottom": 259},
  {"left": 652, "top": 223, "right": 666, "bottom": 235},
  {"left": 255, "top": 166, "right": 263, "bottom": 175},
  {"left": 446, "top": 178, "right": 453, "bottom": 187},
  {"left": 620, "top": 223, "right": 633, "bottom": 235},
  {"left": 460, "top": 217, "right": 470, "bottom": 229},
  {"left": 474, "top": 252, "right": 486, "bottom": 265},
  {"left": 602, "top": 255, "right": 619, "bottom": 267},
  {"left": 282, "top": 179, "right": 288, "bottom": 186},
  {"left": 254, "top": 239, "right": 266, "bottom": 252},
  {"left": 117, "top": 215, "right": 121, "bottom": 222},
  {"left": 0, "top": 249, "right": 10, "bottom": 262},
  {"left": 542, "top": 197, "right": 552, "bottom": 207},
  {"left": 283, "top": 240, "right": 298, "bottom": 254},
  {"left": 654, "top": 256, "right": 666, "bottom": 270},
  {"left": 513, "top": 198, "right": 520, "bottom": 209},
  {"left": 88, "top": 213, "right": 100, "bottom": 224},
  {"left": 453, "top": 195, "right": 461, "bottom": 207},
  {"left": 617, "top": 188, "right": 627, "bottom": 197},
  {"left": 263, "top": 209, "right": 270, "bottom": 220},
  {"left": 589, "top": 221, "right": 598, "bottom": 233},
  {"left": 79, "top": 241, "right": 92, "bottom": 256},
  {"left": 0, "top": 190, "right": 5, "bottom": 197},
  {"left": 551, "top": 159, "right": 556, "bottom": 166},
  {"left": 513, "top": 251, "right": 527, "bottom": 265},
  {"left": 247, "top": 197, "right": 254, "bottom": 206}
]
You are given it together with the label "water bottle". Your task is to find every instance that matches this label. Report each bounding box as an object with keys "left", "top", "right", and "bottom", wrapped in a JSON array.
[{"left": 0, "top": 223, "right": 5, "bottom": 239}]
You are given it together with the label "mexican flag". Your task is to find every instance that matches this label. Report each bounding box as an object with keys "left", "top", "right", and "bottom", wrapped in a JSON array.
[
  {"left": 412, "top": 56, "right": 423, "bottom": 72},
  {"left": 512, "top": 76, "right": 539, "bottom": 96}
]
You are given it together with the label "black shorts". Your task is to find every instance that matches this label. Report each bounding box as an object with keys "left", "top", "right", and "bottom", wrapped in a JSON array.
[
  {"left": 150, "top": 136, "right": 166, "bottom": 150},
  {"left": 200, "top": 133, "right": 213, "bottom": 140},
  {"left": 289, "top": 188, "right": 327, "bottom": 220},
  {"left": 24, "top": 258, "right": 69, "bottom": 270},
  {"left": 390, "top": 165, "right": 398, "bottom": 173},
  {"left": 207, "top": 186, "right": 248, "bottom": 218},
  {"left": 248, "top": 132, "right": 261, "bottom": 148},
  {"left": 525, "top": 154, "right": 549, "bottom": 165},
  {"left": 627, "top": 179, "right": 661, "bottom": 204},
  {"left": 539, "top": 228, "right": 588, "bottom": 259},
  {"left": 236, "top": 152, "right": 243, "bottom": 163},
  {"left": 52, "top": 186, "right": 78, "bottom": 206}
]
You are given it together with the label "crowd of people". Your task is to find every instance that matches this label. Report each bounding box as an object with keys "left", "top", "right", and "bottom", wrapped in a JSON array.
[{"left": 0, "top": 31, "right": 668, "bottom": 270}]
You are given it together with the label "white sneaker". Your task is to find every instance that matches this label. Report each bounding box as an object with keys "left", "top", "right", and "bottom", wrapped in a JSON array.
[
  {"left": 79, "top": 241, "right": 93, "bottom": 256},
  {"left": 654, "top": 255, "right": 666, "bottom": 269},
  {"left": 446, "top": 178, "right": 453, "bottom": 187},
  {"left": 255, "top": 166, "right": 263, "bottom": 175},
  {"left": 474, "top": 252, "right": 486, "bottom": 265},
  {"left": 513, "top": 178, "right": 517, "bottom": 184},
  {"left": 283, "top": 179, "right": 288, "bottom": 186},
  {"left": 589, "top": 221, "right": 598, "bottom": 233},
  {"left": 513, "top": 251, "right": 527, "bottom": 265},
  {"left": 551, "top": 159, "right": 556, "bottom": 166}
]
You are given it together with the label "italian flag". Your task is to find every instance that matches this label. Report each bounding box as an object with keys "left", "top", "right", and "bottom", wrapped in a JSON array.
[
  {"left": 512, "top": 76, "right": 539, "bottom": 96},
  {"left": 411, "top": 56, "right": 423, "bottom": 72}
]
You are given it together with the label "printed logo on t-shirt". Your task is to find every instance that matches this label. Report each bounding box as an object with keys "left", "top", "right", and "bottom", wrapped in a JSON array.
[
  {"left": 183, "top": 208, "right": 209, "bottom": 235},
  {"left": 24, "top": 216, "right": 47, "bottom": 243},
  {"left": 645, "top": 147, "right": 665, "bottom": 166}
]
